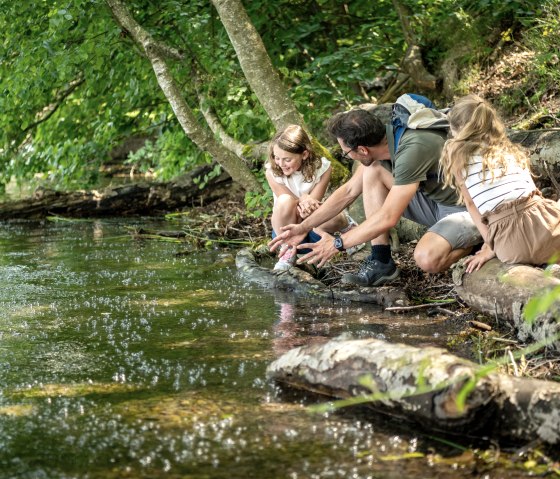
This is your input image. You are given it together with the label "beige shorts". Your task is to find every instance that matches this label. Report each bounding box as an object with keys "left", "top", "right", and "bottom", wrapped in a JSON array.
[{"left": 482, "top": 190, "right": 560, "bottom": 265}]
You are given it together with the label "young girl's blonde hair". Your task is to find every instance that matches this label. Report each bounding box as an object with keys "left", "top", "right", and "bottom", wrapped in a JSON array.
[
  {"left": 441, "top": 94, "right": 530, "bottom": 203},
  {"left": 267, "top": 125, "right": 321, "bottom": 182}
]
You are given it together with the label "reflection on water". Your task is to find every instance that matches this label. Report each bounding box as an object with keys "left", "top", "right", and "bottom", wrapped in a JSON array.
[{"left": 0, "top": 220, "right": 537, "bottom": 478}]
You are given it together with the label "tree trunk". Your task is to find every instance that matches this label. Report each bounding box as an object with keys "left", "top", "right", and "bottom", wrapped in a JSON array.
[
  {"left": 106, "top": 0, "right": 263, "bottom": 194},
  {"left": 268, "top": 337, "right": 560, "bottom": 444},
  {"left": 510, "top": 129, "right": 560, "bottom": 196},
  {"left": 0, "top": 164, "right": 235, "bottom": 219},
  {"left": 210, "top": 0, "right": 304, "bottom": 130},
  {"left": 452, "top": 258, "right": 560, "bottom": 350},
  {"left": 391, "top": 0, "right": 437, "bottom": 91}
]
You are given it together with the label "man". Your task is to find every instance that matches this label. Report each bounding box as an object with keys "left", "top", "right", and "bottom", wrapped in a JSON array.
[{"left": 268, "top": 107, "right": 482, "bottom": 286}]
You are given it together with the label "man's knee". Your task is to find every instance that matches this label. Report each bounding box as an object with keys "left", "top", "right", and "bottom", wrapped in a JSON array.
[{"left": 414, "top": 246, "right": 446, "bottom": 273}]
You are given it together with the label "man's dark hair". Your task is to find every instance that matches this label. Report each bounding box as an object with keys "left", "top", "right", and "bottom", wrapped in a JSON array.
[{"left": 327, "top": 109, "right": 385, "bottom": 148}]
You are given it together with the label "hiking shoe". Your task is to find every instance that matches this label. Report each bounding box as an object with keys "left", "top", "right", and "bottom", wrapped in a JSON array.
[
  {"left": 274, "top": 245, "right": 297, "bottom": 271},
  {"left": 342, "top": 258, "right": 400, "bottom": 286}
]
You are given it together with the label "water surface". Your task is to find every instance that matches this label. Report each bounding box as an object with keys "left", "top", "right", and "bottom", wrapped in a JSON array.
[{"left": 0, "top": 220, "right": 544, "bottom": 478}]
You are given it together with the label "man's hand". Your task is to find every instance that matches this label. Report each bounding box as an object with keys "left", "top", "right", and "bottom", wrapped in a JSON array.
[
  {"left": 296, "top": 233, "right": 339, "bottom": 268},
  {"left": 464, "top": 243, "right": 496, "bottom": 273},
  {"left": 268, "top": 223, "right": 309, "bottom": 252}
]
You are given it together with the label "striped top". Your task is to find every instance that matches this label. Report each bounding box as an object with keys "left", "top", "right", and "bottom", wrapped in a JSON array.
[{"left": 464, "top": 154, "right": 535, "bottom": 214}]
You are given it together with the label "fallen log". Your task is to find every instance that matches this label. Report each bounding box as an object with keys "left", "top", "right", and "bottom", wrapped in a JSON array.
[
  {"left": 267, "top": 337, "right": 560, "bottom": 445},
  {"left": 453, "top": 258, "right": 560, "bottom": 350},
  {"left": 0, "top": 164, "right": 235, "bottom": 219},
  {"left": 235, "top": 248, "right": 409, "bottom": 307}
]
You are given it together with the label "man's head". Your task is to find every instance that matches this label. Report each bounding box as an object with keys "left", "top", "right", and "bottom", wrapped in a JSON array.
[{"left": 327, "top": 109, "right": 388, "bottom": 167}]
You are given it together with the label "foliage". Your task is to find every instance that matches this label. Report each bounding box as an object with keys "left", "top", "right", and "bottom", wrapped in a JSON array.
[
  {"left": 244, "top": 172, "right": 273, "bottom": 219},
  {"left": 0, "top": 0, "right": 556, "bottom": 191}
]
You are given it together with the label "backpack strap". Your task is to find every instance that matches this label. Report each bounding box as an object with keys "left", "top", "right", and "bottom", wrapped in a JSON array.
[{"left": 392, "top": 94, "right": 448, "bottom": 153}]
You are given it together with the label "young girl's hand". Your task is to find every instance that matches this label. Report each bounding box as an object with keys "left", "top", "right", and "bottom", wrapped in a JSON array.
[
  {"left": 464, "top": 243, "right": 496, "bottom": 273},
  {"left": 297, "top": 196, "right": 320, "bottom": 218}
]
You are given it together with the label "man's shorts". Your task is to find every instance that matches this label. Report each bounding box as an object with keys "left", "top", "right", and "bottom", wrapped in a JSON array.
[{"left": 403, "top": 190, "right": 482, "bottom": 250}]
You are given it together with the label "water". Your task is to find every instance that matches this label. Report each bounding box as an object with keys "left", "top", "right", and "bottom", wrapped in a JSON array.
[{"left": 0, "top": 220, "right": 549, "bottom": 478}]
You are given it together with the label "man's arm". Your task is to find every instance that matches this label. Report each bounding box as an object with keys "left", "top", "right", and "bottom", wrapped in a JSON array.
[
  {"left": 340, "top": 182, "right": 418, "bottom": 248},
  {"left": 268, "top": 164, "right": 365, "bottom": 251},
  {"left": 301, "top": 163, "right": 365, "bottom": 229},
  {"left": 298, "top": 182, "right": 419, "bottom": 267}
]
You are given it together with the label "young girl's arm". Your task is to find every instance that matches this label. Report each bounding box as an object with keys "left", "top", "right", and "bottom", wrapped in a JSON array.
[
  {"left": 458, "top": 179, "right": 488, "bottom": 242},
  {"left": 307, "top": 165, "right": 332, "bottom": 202},
  {"left": 298, "top": 165, "right": 332, "bottom": 218},
  {"left": 265, "top": 169, "right": 298, "bottom": 200},
  {"left": 458, "top": 178, "right": 496, "bottom": 272}
]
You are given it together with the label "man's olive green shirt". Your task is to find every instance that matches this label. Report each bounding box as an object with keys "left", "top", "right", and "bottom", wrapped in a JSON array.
[{"left": 384, "top": 125, "right": 458, "bottom": 206}]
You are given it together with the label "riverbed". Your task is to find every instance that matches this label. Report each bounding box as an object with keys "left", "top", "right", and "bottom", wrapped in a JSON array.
[{"left": 0, "top": 219, "right": 550, "bottom": 478}]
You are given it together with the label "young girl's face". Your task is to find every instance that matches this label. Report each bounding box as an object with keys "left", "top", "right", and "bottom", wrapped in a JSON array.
[{"left": 272, "top": 145, "right": 307, "bottom": 177}]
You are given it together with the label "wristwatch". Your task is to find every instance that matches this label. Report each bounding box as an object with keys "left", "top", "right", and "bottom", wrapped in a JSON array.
[{"left": 333, "top": 232, "right": 345, "bottom": 252}]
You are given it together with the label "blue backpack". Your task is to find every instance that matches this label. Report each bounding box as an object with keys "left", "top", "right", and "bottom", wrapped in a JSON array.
[{"left": 391, "top": 93, "right": 449, "bottom": 153}]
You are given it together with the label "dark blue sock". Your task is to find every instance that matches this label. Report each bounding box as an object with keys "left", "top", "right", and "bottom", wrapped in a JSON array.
[{"left": 370, "top": 244, "right": 392, "bottom": 263}]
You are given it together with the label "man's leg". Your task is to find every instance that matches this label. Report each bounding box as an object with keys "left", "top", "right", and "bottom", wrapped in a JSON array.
[
  {"left": 414, "top": 211, "right": 482, "bottom": 273},
  {"left": 342, "top": 163, "right": 400, "bottom": 286},
  {"left": 361, "top": 162, "right": 393, "bottom": 247},
  {"left": 414, "top": 232, "right": 473, "bottom": 273}
]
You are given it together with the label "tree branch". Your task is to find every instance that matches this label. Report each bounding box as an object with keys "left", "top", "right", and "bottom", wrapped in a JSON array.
[{"left": 106, "top": 0, "right": 263, "bottom": 193}]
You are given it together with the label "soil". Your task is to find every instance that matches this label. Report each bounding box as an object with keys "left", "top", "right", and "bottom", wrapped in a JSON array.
[{"left": 466, "top": 44, "right": 560, "bottom": 129}]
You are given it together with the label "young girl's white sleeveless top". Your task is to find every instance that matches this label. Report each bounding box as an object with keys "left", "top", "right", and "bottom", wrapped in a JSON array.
[
  {"left": 464, "top": 154, "right": 536, "bottom": 214},
  {"left": 268, "top": 157, "right": 331, "bottom": 201}
]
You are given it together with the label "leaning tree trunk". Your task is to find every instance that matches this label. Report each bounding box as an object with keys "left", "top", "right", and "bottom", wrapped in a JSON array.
[
  {"left": 391, "top": 0, "right": 437, "bottom": 90},
  {"left": 106, "top": 0, "right": 263, "bottom": 194},
  {"left": 268, "top": 338, "right": 560, "bottom": 445},
  {"left": 210, "top": 0, "right": 304, "bottom": 131}
]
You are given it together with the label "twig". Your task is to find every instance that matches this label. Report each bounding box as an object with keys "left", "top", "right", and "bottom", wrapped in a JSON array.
[
  {"left": 507, "top": 348, "right": 520, "bottom": 377},
  {"left": 431, "top": 307, "right": 457, "bottom": 317},
  {"left": 385, "top": 300, "right": 456, "bottom": 312},
  {"left": 469, "top": 320, "right": 492, "bottom": 331}
]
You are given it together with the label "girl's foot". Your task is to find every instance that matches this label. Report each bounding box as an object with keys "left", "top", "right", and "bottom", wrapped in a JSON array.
[{"left": 274, "top": 245, "right": 297, "bottom": 271}]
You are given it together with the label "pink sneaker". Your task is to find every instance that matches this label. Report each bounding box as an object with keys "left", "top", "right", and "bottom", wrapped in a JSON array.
[{"left": 274, "top": 245, "right": 296, "bottom": 271}]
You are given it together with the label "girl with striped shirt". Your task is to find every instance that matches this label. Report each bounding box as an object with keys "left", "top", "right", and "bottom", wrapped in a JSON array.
[{"left": 441, "top": 94, "right": 560, "bottom": 272}]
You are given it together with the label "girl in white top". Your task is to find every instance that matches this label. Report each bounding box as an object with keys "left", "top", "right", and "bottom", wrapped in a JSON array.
[
  {"left": 441, "top": 94, "right": 560, "bottom": 271},
  {"left": 266, "top": 125, "right": 352, "bottom": 270}
]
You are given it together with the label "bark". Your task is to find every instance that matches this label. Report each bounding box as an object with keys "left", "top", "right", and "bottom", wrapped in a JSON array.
[
  {"left": 391, "top": 0, "right": 437, "bottom": 91},
  {"left": 106, "top": 0, "right": 263, "bottom": 194},
  {"left": 210, "top": 0, "right": 304, "bottom": 130},
  {"left": 267, "top": 337, "right": 560, "bottom": 444},
  {"left": 452, "top": 258, "right": 560, "bottom": 350},
  {"left": 0, "top": 164, "right": 235, "bottom": 219},
  {"left": 401, "top": 45, "right": 438, "bottom": 91},
  {"left": 236, "top": 248, "right": 409, "bottom": 307},
  {"left": 510, "top": 129, "right": 560, "bottom": 195}
]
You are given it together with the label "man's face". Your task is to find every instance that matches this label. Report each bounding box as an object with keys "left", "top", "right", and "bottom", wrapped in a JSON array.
[{"left": 337, "top": 138, "right": 388, "bottom": 167}]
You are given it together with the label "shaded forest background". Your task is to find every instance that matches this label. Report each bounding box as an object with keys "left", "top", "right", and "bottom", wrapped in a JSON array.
[{"left": 1, "top": 0, "right": 559, "bottom": 214}]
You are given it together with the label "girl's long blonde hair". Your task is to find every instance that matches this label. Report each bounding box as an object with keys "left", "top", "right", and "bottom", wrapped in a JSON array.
[
  {"left": 440, "top": 94, "right": 530, "bottom": 203},
  {"left": 267, "top": 125, "right": 321, "bottom": 182}
]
